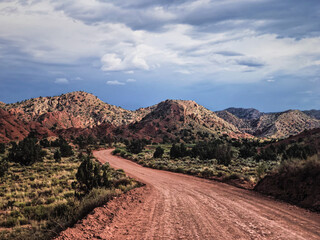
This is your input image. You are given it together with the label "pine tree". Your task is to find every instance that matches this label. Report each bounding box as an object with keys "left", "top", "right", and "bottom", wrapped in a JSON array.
[
  {"left": 54, "top": 150, "right": 61, "bottom": 162},
  {"left": 153, "top": 146, "right": 164, "bottom": 158}
]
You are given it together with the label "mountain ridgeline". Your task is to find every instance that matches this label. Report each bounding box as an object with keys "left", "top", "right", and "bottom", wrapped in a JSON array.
[
  {"left": 216, "top": 108, "right": 320, "bottom": 139},
  {"left": 0, "top": 91, "right": 319, "bottom": 142}
]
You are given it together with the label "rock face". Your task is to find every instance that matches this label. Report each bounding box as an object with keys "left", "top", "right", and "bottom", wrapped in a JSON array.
[
  {"left": 0, "top": 109, "right": 54, "bottom": 142},
  {"left": 216, "top": 111, "right": 253, "bottom": 134},
  {"left": 0, "top": 102, "right": 5, "bottom": 109},
  {"left": 217, "top": 108, "right": 320, "bottom": 139}
]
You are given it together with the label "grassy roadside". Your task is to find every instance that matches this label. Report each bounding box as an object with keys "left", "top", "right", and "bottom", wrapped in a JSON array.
[
  {"left": 112, "top": 144, "right": 279, "bottom": 189},
  {"left": 112, "top": 142, "right": 319, "bottom": 211},
  {"left": 0, "top": 146, "right": 141, "bottom": 240}
]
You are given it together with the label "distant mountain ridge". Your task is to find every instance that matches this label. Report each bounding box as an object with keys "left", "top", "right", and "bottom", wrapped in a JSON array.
[
  {"left": 302, "top": 110, "right": 320, "bottom": 120},
  {"left": 0, "top": 91, "right": 319, "bottom": 142},
  {"left": 224, "top": 107, "right": 263, "bottom": 120},
  {"left": 216, "top": 108, "right": 320, "bottom": 138}
]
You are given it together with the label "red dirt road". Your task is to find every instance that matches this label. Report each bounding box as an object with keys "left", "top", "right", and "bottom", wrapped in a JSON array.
[{"left": 58, "top": 149, "right": 320, "bottom": 239}]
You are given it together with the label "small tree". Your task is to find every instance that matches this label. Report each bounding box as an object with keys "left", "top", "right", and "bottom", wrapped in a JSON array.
[
  {"left": 40, "top": 138, "right": 50, "bottom": 148},
  {"left": 8, "top": 137, "right": 44, "bottom": 165},
  {"left": 0, "top": 143, "right": 5, "bottom": 154},
  {"left": 170, "top": 143, "right": 188, "bottom": 158},
  {"left": 60, "top": 142, "right": 73, "bottom": 157},
  {"left": 0, "top": 159, "right": 8, "bottom": 178},
  {"left": 153, "top": 146, "right": 164, "bottom": 158},
  {"left": 126, "top": 139, "right": 145, "bottom": 154},
  {"left": 76, "top": 156, "right": 117, "bottom": 192},
  {"left": 216, "top": 144, "right": 233, "bottom": 166},
  {"left": 54, "top": 150, "right": 61, "bottom": 162},
  {"left": 76, "top": 156, "right": 96, "bottom": 192},
  {"left": 170, "top": 144, "right": 179, "bottom": 158}
]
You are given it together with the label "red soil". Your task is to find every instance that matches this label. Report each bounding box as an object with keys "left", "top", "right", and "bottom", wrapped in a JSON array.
[{"left": 56, "top": 149, "right": 320, "bottom": 239}]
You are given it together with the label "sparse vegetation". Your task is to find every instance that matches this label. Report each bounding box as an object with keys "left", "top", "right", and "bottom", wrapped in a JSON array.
[
  {"left": 113, "top": 140, "right": 273, "bottom": 187},
  {"left": 255, "top": 155, "right": 320, "bottom": 211},
  {"left": 7, "top": 136, "right": 45, "bottom": 166},
  {"left": 125, "top": 139, "right": 146, "bottom": 154},
  {"left": 0, "top": 143, "right": 5, "bottom": 154},
  {"left": 0, "top": 137, "right": 140, "bottom": 240},
  {"left": 113, "top": 132, "right": 319, "bottom": 193},
  {"left": 153, "top": 146, "right": 164, "bottom": 158}
]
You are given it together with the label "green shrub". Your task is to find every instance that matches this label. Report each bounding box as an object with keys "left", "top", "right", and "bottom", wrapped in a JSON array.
[
  {"left": 0, "top": 143, "right": 5, "bottom": 154},
  {"left": 23, "top": 205, "right": 51, "bottom": 221},
  {"left": 54, "top": 150, "right": 61, "bottom": 162},
  {"left": 201, "top": 168, "right": 214, "bottom": 178},
  {"left": 0, "top": 159, "right": 8, "bottom": 178},
  {"left": 2, "top": 217, "right": 19, "bottom": 227},
  {"left": 126, "top": 139, "right": 145, "bottom": 154},
  {"left": 153, "top": 146, "right": 164, "bottom": 158},
  {"left": 8, "top": 137, "right": 44, "bottom": 166},
  {"left": 112, "top": 148, "right": 121, "bottom": 155}
]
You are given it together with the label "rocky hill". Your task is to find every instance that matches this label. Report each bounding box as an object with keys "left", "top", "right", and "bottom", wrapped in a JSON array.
[
  {"left": 1, "top": 92, "right": 319, "bottom": 142},
  {"left": 215, "top": 110, "right": 253, "bottom": 134},
  {"left": 253, "top": 110, "right": 320, "bottom": 138},
  {"left": 5, "top": 91, "right": 145, "bottom": 130},
  {"left": 217, "top": 108, "right": 320, "bottom": 139},
  {"left": 224, "top": 107, "right": 263, "bottom": 120},
  {"left": 303, "top": 110, "right": 320, "bottom": 120},
  {"left": 0, "top": 108, "right": 54, "bottom": 142},
  {"left": 123, "top": 100, "right": 251, "bottom": 142}
]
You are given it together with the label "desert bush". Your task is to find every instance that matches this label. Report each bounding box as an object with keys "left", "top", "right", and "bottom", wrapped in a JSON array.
[
  {"left": 54, "top": 150, "right": 61, "bottom": 162},
  {"left": 0, "top": 159, "right": 8, "bottom": 178},
  {"left": 40, "top": 138, "right": 50, "bottom": 148},
  {"left": 126, "top": 139, "right": 145, "bottom": 154},
  {"left": 201, "top": 168, "right": 214, "bottom": 178},
  {"left": 7, "top": 136, "right": 44, "bottom": 166},
  {"left": 0, "top": 143, "right": 5, "bottom": 154},
  {"left": 256, "top": 162, "right": 267, "bottom": 180},
  {"left": 76, "top": 156, "right": 127, "bottom": 192},
  {"left": 283, "top": 144, "right": 317, "bottom": 160},
  {"left": 153, "top": 146, "right": 164, "bottom": 158},
  {"left": 112, "top": 148, "right": 121, "bottom": 155},
  {"left": 170, "top": 143, "right": 188, "bottom": 158},
  {"left": 52, "top": 136, "right": 73, "bottom": 157}
]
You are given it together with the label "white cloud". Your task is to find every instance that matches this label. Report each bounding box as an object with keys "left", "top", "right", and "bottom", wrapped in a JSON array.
[
  {"left": 0, "top": 1, "right": 319, "bottom": 84},
  {"left": 175, "top": 69, "right": 192, "bottom": 74},
  {"left": 106, "top": 80, "right": 125, "bottom": 85},
  {"left": 126, "top": 78, "right": 136, "bottom": 82},
  {"left": 101, "top": 44, "right": 151, "bottom": 71},
  {"left": 54, "top": 78, "right": 69, "bottom": 84}
]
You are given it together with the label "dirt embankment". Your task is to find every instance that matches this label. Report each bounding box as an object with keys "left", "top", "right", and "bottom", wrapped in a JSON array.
[
  {"left": 255, "top": 158, "right": 320, "bottom": 212},
  {"left": 57, "top": 149, "right": 320, "bottom": 240}
]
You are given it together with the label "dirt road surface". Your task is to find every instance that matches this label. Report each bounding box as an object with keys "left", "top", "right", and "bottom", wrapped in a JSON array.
[{"left": 57, "top": 149, "right": 320, "bottom": 240}]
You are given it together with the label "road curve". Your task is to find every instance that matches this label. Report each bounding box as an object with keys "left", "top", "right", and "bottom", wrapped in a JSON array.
[{"left": 91, "top": 149, "right": 320, "bottom": 240}]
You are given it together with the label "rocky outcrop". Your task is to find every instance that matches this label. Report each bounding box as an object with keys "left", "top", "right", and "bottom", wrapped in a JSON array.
[
  {"left": 0, "top": 108, "right": 54, "bottom": 142},
  {"left": 217, "top": 108, "right": 320, "bottom": 139}
]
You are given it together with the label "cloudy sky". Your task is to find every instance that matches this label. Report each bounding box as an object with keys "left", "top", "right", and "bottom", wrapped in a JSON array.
[{"left": 0, "top": 0, "right": 319, "bottom": 112}]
